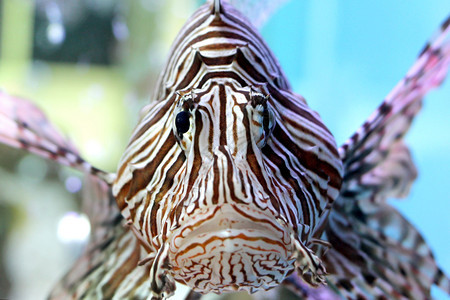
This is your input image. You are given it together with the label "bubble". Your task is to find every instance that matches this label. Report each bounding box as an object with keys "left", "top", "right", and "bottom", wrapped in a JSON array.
[
  {"left": 57, "top": 212, "right": 91, "bottom": 243},
  {"left": 113, "top": 16, "right": 129, "bottom": 41},
  {"left": 64, "top": 176, "right": 82, "bottom": 193},
  {"left": 47, "top": 22, "right": 66, "bottom": 45}
]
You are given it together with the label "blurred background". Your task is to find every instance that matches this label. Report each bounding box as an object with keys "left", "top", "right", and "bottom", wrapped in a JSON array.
[{"left": 0, "top": 0, "right": 448, "bottom": 299}]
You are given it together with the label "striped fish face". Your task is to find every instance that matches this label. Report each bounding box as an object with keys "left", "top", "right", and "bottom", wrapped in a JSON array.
[
  {"left": 113, "top": 0, "right": 343, "bottom": 296},
  {"left": 167, "top": 81, "right": 295, "bottom": 292}
]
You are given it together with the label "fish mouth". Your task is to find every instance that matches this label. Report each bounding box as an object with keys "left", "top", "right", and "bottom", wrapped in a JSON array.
[{"left": 167, "top": 203, "right": 295, "bottom": 293}]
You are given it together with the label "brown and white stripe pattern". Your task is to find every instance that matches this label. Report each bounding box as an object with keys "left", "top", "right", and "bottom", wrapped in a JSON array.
[
  {"left": 1, "top": 1, "right": 449, "bottom": 300},
  {"left": 112, "top": 0, "right": 342, "bottom": 297}
]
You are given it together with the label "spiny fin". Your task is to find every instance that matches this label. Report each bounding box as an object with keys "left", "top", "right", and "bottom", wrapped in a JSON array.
[
  {"left": 322, "top": 16, "right": 450, "bottom": 299},
  {"left": 340, "top": 16, "right": 450, "bottom": 180},
  {"left": 0, "top": 91, "right": 115, "bottom": 184}
]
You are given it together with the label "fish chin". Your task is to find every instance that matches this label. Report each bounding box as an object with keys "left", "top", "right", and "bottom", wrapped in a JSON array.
[{"left": 167, "top": 203, "right": 295, "bottom": 293}]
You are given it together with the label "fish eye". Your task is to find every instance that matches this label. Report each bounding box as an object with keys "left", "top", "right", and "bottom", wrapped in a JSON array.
[
  {"left": 262, "top": 104, "right": 275, "bottom": 143},
  {"left": 248, "top": 91, "right": 276, "bottom": 148},
  {"left": 263, "top": 105, "right": 273, "bottom": 131},
  {"left": 248, "top": 103, "right": 276, "bottom": 148},
  {"left": 175, "top": 110, "right": 191, "bottom": 136},
  {"left": 173, "top": 91, "right": 196, "bottom": 152}
]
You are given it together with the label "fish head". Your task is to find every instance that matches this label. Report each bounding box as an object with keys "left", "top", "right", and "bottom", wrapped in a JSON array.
[
  {"left": 167, "top": 80, "right": 296, "bottom": 292},
  {"left": 113, "top": 74, "right": 343, "bottom": 294}
]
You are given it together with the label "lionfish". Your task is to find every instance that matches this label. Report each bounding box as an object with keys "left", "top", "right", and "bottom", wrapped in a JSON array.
[{"left": 1, "top": 0, "right": 449, "bottom": 299}]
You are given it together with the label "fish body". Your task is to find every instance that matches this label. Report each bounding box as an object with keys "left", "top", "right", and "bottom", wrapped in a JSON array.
[
  {"left": 0, "top": 0, "right": 449, "bottom": 299},
  {"left": 112, "top": 1, "right": 342, "bottom": 296}
]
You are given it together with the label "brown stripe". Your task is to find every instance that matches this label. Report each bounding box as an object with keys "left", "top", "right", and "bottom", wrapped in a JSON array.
[
  {"left": 267, "top": 84, "right": 334, "bottom": 137},
  {"left": 127, "top": 97, "right": 175, "bottom": 146},
  {"left": 218, "top": 84, "right": 227, "bottom": 145},
  {"left": 175, "top": 50, "right": 204, "bottom": 91},
  {"left": 154, "top": 152, "right": 186, "bottom": 203},
  {"left": 220, "top": 146, "right": 243, "bottom": 204},
  {"left": 126, "top": 133, "right": 178, "bottom": 201},
  {"left": 239, "top": 103, "right": 279, "bottom": 212},
  {"left": 198, "top": 71, "right": 248, "bottom": 88},
  {"left": 235, "top": 47, "right": 267, "bottom": 83},
  {"left": 271, "top": 124, "right": 341, "bottom": 190},
  {"left": 262, "top": 142, "right": 310, "bottom": 229},
  {"left": 198, "top": 51, "right": 235, "bottom": 65},
  {"left": 212, "top": 152, "right": 220, "bottom": 205}
]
